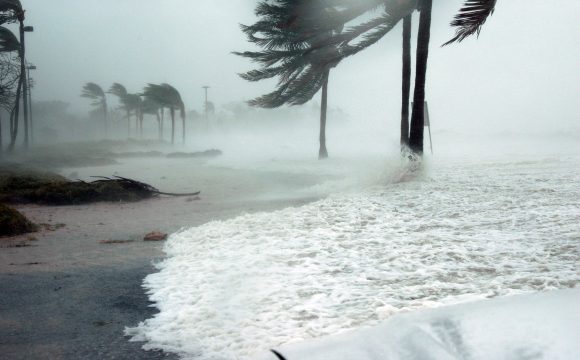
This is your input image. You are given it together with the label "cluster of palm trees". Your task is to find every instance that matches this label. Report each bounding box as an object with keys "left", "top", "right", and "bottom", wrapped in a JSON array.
[
  {"left": 238, "top": 0, "right": 498, "bottom": 159},
  {"left": 0, "top": 0, "right": 33, "bottom": 154},
  {"left": 81, "top": 82, "right": 186, "bottom": 144}
]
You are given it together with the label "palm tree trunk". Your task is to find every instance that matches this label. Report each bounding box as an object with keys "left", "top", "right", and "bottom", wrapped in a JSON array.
[
  {"left": 181, "top": 111, "right": 185, "bottom": 144},
  {"left": 409, "top": 0, "right": 432, "bottom": 156},
  {"left": 319, "top": 70, "right": 329, "bottom": 160},
  {"left": 170, "top": 108, "right": 175, "bottom": 145},
  {"left": 135, "top": 109, "right": 140, "bottom": 138},
  {"left": 160, "top": 108, "right": 165, "bottom": 140},
  {"left": 126, "top": 110, "right": 131, "bottom": 138},
  {"left": 401, "top": 14, "right": 412, "bottom": 149},
  {"left": 139, "top": 110, "right": 143, "bottom": 139},
  {"left": 156, "top": 111, "right": 161, "bottom": 140},
  {"left": 103, "top": 100, "right": 108, "bottom": 138},
  {"left": 0, "top": 114, "right": 3, "bottom": 155}
]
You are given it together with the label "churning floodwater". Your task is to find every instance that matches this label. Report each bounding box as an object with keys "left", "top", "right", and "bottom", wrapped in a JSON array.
[{"left": 126, "top": 151, "right": 580, "bottom": 360}]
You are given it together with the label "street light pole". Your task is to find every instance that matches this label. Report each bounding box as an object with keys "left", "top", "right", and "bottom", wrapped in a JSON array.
[
  {"left": 19, "top": 20, "right": 33, "bottom": 148},
  {"left": 202, "top": 85, "right": 210, "bottom": 123},
  {"left": 27, "top": 65, "right": 36, "bottom": 143}
]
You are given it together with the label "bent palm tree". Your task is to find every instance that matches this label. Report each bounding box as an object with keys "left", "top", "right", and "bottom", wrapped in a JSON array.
[
  {"left": 81, "top": 83, "right": 108, "bottom": 137},
  {"left": 142, "top": 84, "right": 185, "bottom": 144},
  {"left": 237, "top": 1, "right": 350, "bottom": 159}
]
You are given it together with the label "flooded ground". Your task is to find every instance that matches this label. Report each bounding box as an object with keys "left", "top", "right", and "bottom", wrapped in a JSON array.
[{"left": 126, "top": 152, "right": 579, "bottom": 359}]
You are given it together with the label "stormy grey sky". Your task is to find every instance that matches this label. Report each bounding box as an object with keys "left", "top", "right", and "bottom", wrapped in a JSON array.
[{"left": 12, "top": 0, "right": 580, "bottom": 135}]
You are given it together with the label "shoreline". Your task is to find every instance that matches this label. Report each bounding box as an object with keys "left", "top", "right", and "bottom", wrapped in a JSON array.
[{"left": 0, "top": 156, "right": 329, "bottom": 359}]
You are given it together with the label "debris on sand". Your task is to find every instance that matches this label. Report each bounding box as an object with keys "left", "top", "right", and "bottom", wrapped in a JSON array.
[
  {"left": 99, "top": 239, "right": 135, "bottom": 245},
  {"left": 0, "top": 203, "right": 38, "bottom": 237},
  {"left": 144, "top": 231, "right": 168, "bottom": 241},
  {"left": 0, "top": 166, "right": 200, "bottom": 205}
]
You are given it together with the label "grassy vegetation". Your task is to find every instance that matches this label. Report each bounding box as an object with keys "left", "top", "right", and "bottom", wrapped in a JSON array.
[{"left": 0, "top": 203, "right": 38, "bottom": 237}]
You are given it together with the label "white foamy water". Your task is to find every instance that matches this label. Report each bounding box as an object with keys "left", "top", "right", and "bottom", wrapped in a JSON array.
[{"left": 127, "top": 154, "right": 580, "bottom": 359}]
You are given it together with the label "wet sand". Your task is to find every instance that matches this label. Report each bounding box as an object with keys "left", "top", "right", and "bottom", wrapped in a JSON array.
[{"left": 0, "top": 158, "right": 329, "bottom": 359}]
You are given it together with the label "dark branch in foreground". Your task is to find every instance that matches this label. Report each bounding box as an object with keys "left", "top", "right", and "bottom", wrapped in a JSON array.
[
  {"left": 91, "top": 176, "right": 201, "bottom": 197},
  {"left": 271, "top": 349, "right": 288, "bottom": 360}
]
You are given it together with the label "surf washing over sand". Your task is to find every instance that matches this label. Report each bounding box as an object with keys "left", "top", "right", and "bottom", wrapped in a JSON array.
[{"left": 125, "top": 142, "right": 579, "bottom": 359}]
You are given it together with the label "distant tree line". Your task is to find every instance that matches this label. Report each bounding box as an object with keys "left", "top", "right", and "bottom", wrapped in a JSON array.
[
  {"left": 81, "top": 82, "right": 186, "bottom": 145},
  {"left": 237, "top": 0, "right": 498, "bottom": 159}
]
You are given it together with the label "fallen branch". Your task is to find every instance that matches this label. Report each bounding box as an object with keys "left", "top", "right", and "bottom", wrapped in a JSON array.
[{"left": 91, "top": 176, "right": 201, "bottom": 197}]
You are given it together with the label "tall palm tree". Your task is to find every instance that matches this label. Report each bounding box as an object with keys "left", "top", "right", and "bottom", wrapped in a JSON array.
[
  {"left": 409, "top": 0, "right": 497, "bottom": 154},
  {"left": 241, "top": 0, "right": 498, "bottom": 157},
  {"left": 142, "top": 83, "right": 185, "bottom": 144},
  {"left": 236, "top": 1, "right": 348, "bottom": 159},
  {"left": 408, "top": 0, "right": 432, "bottom": 155},
  {"left": 80, "top": 82, "right": 108, "bottom": 135}
]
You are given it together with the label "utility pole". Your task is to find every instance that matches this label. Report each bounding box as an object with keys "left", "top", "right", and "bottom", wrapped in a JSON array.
[{"left": 202, "top": 86, "right": 210, "bottom": 123}]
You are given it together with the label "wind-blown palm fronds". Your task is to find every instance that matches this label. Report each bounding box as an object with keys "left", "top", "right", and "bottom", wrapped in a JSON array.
[
  {"left": 81, "top": 82, "right": 106, "bottom": 106},
  {"left": 0, "top": 26, "right": 18, "bottom": 52},
  {"left": 443, "top": 0, "right": 497, "bottom": 46},
  {"left": 0, "top": 0, "right": 22, "bottom": 25},
  {"left": 236, "top": 0, "right": 416, "bottom": 108},
  {"left": 142, "top": 83, "right": 185, "bottom": 144},
  {"left": 81, "top": 82, "right": 108, "bottom": 135},
  {"left": 108, "top": 83, "right": 144, "bottom": 137}
]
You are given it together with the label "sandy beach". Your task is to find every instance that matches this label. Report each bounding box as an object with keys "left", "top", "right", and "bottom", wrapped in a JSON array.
[{"left": 0, "top": 155, "right": 332, "bottom": 359}]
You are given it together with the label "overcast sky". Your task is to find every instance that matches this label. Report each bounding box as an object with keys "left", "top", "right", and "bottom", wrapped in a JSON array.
[{"left": 11, "top": 0, "right": 580, "bottom": 135}]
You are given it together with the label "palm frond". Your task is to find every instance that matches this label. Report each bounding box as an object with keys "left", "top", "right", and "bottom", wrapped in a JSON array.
[
  {"left": 108, "top": 83, "right": 128, "bottom": 98},
  {"left": 0, "top": 26, "right": 18, "bottom": 52},
  {"left": 0, "top": 0, "right": 22, "bottom": 25},
  {"left": 81, "top": 82, "right": 106, "bottom": 108},
  {"left": 443, "top": 0, "right": 497, "bottom": 46}
]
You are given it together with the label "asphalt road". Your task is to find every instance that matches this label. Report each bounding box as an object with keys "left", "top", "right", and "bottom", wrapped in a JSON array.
[{"left": 0, "top": 264, "right": 177, "bottom": 360}]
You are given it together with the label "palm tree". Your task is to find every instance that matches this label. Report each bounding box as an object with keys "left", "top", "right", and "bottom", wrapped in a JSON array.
[
  {"left": 142, "top": 83, "right": 185, "bottom": 144},
  {"left": 409, "top": 0, "right": 497, "bottom": 154},
  {"left": 245, "top": 0, "right": 498, "bottom": 157},
  {"left": 408, "top": 0, "right": 432, "bottom": 155},
  {"left": 236, "top": 1, "right": 350, "bottom": 159},
  {"left": 80, "top": 82, "right": 108, "bottom": 135}
]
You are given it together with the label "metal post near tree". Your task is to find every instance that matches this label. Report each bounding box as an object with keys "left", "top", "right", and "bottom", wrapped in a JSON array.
[
  {"left": 424, "top": 101, "right": 433, "bottom": 155},
  {"left": 27, "top": 64, "right": 36, "bottom": 143},
  {"left": 412, "top": 101, "right": 434, "bottom": 155}
]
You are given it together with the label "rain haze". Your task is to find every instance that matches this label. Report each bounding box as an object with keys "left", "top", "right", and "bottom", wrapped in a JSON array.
[
  {"left": 0, "top": 1, "right": 579, "bottom": 360},
  {"left": 21, "top": 1, "right": 580, "bottom": 137}
]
